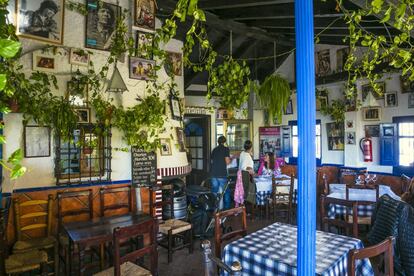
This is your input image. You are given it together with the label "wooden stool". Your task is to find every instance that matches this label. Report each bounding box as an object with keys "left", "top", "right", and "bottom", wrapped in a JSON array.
[
  {"left": 5, "top": 250, "right": 48, "bottom": 275},
  {"left": 94, "top": 261, "right": 152, "bottom": 276}
]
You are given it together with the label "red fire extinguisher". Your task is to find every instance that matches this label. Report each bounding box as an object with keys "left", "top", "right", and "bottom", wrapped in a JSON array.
[{"left": 360, "top": 137, "right": 373, "bottom": 162}]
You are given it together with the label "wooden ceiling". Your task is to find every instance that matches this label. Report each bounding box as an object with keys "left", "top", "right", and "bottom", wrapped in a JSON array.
[{"left": 157, "top": 0, "right": 399, "bottom": 91}]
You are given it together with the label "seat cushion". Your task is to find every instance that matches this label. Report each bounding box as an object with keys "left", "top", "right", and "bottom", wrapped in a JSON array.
[
  {"left": 13, "top": 236, "right": 56, "bottom": 253},
  {"left": 94, "top": 261, "right": 151, "bottom": 276},
  {"left": 159, "top": 219, "right": 192, "bottom": 235},
  {"left": 5, "top": 250, "right": 48, "bottom": 274},
  {"left": 347, "top": 216, "right": 371, "bottom": 225}
]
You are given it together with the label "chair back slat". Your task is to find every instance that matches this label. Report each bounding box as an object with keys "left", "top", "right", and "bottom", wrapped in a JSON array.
[
  {"left": 149, "top": 184, "right": 174, "bottom": 218},
  {"left": 20, "top": 212, "right": 47, "bottom": 219},
  {"left": 21, "top": 224, "right": 47, "bottom": 231},
  {"left": 346, "top": 184, "right": 380, "bottom": 201},
  {"left": 401, "top": 174, "right": 412, "bottom": 194},
  {"left": 100, "top": 186, "right": 134, "bottom": 217}
]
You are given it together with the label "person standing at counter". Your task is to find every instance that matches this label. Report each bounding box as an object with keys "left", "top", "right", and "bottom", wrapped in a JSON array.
[
  {"left": 235, "top": 140, "right": 255, "bottom": 207},
  {"left": 210, "top": 136, "right": 231, "bottom": 210}
]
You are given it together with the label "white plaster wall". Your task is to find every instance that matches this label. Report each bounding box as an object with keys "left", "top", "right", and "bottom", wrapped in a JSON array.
[{"left": 4, "top": 0, "right": 187, "bottom": 191}]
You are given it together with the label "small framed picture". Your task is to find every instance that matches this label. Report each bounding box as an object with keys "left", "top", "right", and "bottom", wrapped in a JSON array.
[
  {"left": 409, "top": 93, "right": 414, "bottom": 108},
  {"left": 66, "top": 79, "right": 88, "bottom": 106},
  {"left": 362, "top": 82, "right": 385, "bottom": 100},
  {"left": 164, "top": 51, "right": 183, "bottom": 76},
  {"left": 16, "top": 0, "right": 65, "bottom": 45},
  {"left": 316, "top": 96, "right": 328, "bottom": 111},
  {"left": 135, "top": 31, "right": 154, "bottom": 59},
  {"left": 383, "top": 126, "right": 395, "bottom": 137},
  {"left": 160, "top": 138, "right": 172, "bottom": 156},
  {"left": 363, "top": 107, "right": 381, "bottom": 121},
  {"left": 346, "top": 131, "right": 356, "bottom": 145},
  {"left": 129, "top": 57, "right": 155, "bottom": 80},
  {"left": 169, "top": 92, "right": 182, "bottom": 121},
  {"left": 345, "top": 96, "right": 357, "bottom": 112},
  {"left": 285, "top": 99, "right": 293, "bottom": 115},
  {"left": 70, "top": 48, "right": 90, "bottom": 66},
  {"left": 74, "top": 108, "right": 90, "bottom": 123},
  {"left": 346, "top": 120, "right": 354, "bottom": 129},
  {"left": 24, "top": 125, "right": 51, "bottom": 158},
  {"left": 315, "top": 49, "right": 331, "bottom": 77},
  {"left": 175, "top": 127, "right": 186, "bottom": 152},
  {"left": 384, "top": 91, "right": 397, "bottom": 107},
  {"left": 134, "top": 0, "right": 157, "bottom": 31},
  {"left": 400, "top": 75, "right": 414, "bottom": 93},
  {"left": 33, "top": 51, "right": 56, "bottom": 72},
  {"left": 364, "top": 125, "right": 380, "bottom": 137},
  {"left": 336, "top": 47, "right": 350, "bottom": 72}
]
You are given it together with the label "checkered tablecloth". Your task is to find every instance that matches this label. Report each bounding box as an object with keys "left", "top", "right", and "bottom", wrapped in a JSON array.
[
  {"left": 254, "top": 176, "right": 298, "bottom": 206},
  {"left": 256, "top": 190, "right": 298, "bottom": 206},
  {"left": 222, "top": 222, "right": 374, "bottom": 276}
]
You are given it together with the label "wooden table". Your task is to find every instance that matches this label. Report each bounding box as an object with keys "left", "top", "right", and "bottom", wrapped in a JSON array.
[{"left": 63, "top": 212, "right": 153, "bottom": 275}]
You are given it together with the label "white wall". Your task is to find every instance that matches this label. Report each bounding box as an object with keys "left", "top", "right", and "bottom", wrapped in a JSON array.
[{"left": 4, "top": 0, "right": 188, "bottom": 192}]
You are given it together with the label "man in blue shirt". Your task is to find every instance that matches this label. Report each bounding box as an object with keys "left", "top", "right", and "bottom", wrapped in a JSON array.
[{"left": 210, "top": 136, "right": 231, "bottom": 210}]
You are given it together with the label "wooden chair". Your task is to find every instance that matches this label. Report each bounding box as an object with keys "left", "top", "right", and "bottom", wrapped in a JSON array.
[
  {"left": 94, "top": 218, "right": 158, "bottom": 276},
  {"left": 57, "top": 189, "right": 98, "bottom": 274},
  {"left": 214, "top": 206, "right": 247, "bottom": 259},
  {"left": 201, "top": 240, "right": 242, "bottom": 276},
  {"left": 149, "top": 184, "right": 193, "bottom": 263},
  {"left": 12, "top": 194, "right": 58, "bottom": 274},
  {"left": 348, "top": 236, "right": 394, "bottom": 276},
  {"left": 100, "top": 186, "right": 134, "bottom": 217},
  {"left": 345, "top": 184, "right": 378, "bottom": 228},
  {"left": 401, "top": 174, "right": 412, "bottom": 194},
  {"left": 266, "top": 175, "right": 294, "bottom": 223}
]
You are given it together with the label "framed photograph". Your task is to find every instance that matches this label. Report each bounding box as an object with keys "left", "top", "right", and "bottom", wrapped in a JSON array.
[
  {"left": 169, "top": 92, "right": 182, "bottom": 121},
  {"left": 346, "top": 120, "right": 354, "bottom": 129},
  {"left": 66, "top": 79, "right": 88, "bottom": 106},
  {"left": 70, "top": 48, "right": 90, "bottom": 66},
  {"left": 285, "top": 99, "right": 293, "bottom": 115},
  {"left": 362, "top": 82, "right": 385, "bottom": 100},
  {"left": 135, "top": 31, "right": 154, "bottom": 59},
  {"left": 134, "top": 0, "right": 156, "bottom": 31},
  {"left": 32, "top": 51, "right": 56, "bottom": 72},
  {"left": 383, "top": 126, "right": 394, "bottom": 137},
  {"left": 363, "top": 107, "right": 381, "bottom": 121},
  {"left": 24, "top": 125, "right": 51, "bottom": 158},
  {"left": 336, "top": 47, "right": 349, "bottom": 72},
  {"left": 316, "top": 49, "right": 331, "bottom": 77},
  {"left": 164, "top": 51, "right": 183, "bottom": 76},
  {"left": 400, "top": 75, "right": 414, "bottom": 93},
  {"left": 409, "top": 93, "right": 414, "bottom": 108},
  {"left": 160, "top": 138, "right": 172, "bottom": 156},
  {"left": 129, "top": 57, "right": 155, "bottom": 80},
  {"left": 346, "top": 131, "right": 356, "bottom": 145},
  {"left": 364, "top": 125, "right": 380, "bottom": 137},
  {"left": 384, "top": 91, "right": 397, "bottom": 107},
  {"left": 345, "top": 96, "right": 357, "bottom": 112},
  {"left": 85, "top": 0, "right": 121, "bottom": 51},
  {"left": 74, "top": 108, "right": 90, "bottom": 123},
  {"left": 326, "top": 122, "right": 344, "bottom": 151},
  {"left": 316, "top": 96, "right": 328, "bottom": 111},
  {"left": 175, "top": 127, "right": 186, "bottom": 152},
  {"left": 16, "top": 0, "right": 64, "bottom": 44}
]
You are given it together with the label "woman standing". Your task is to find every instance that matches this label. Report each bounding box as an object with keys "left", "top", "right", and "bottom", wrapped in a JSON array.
[
  {"left": 239, "top": 140, "right": 254, "bottom": 174},
  {"left": 235, "top": 140, "right": 255, "bottom": 207}
]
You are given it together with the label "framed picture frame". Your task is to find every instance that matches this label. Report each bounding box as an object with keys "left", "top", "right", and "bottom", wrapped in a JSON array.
[
  {"left": 284, "top": 99, "right": 293, "bottom": 115},
  {"left": 400, "top": 75, "right": 414, "bottom": 93},
  {"left": 85, "top": 0, "right": 121, "bottom": 51},
  {"left": 134, "top": 0, "right": 156, "bottom": 31},
  {"left": 24, "top": 125, "right": 51, "bottom": 158},
  {"left": 336, "top": 47, "right": 349, "bottom": 73},
  {"left": 160, "top": 138, "right": 172, "bottom": 156},
  {"left": 175, "top": 127, "right": 186, "bottom": 152},
  {"left": 129, "top": 57, "right": 155, "bottom": 80},
  {"left": 384, "top": 91, "right": 398, "bottom": 107},
  {"left": 74, "top": 107, "right": 90, "bottom": 123},
  {"left": 362, "top": 82, "right": 385, "bottom": 100},
  {"left": 66, "top": 79, "right": 88, "bottom": 106},
  {"left": 409, "top": 93, "right": 414, "bottom": 108},
  {"left": 364, "top": 125, "right": 380, "bottom": 137},
  {"left": 345, "top": 96, "right": 357, "bottom": 112},
  {"left": 164, "top": 51, "right": 183, "bottom": 76},
  {"left": 383, "top": 126, "right": 395, "bottom": 137},
  {"left": 362, "top": 107, "right": 381, "bottom": 121},
  {"left": 169, "top": 92, "right": 182, "bottom": 121},
  {"left": 316, "top": 96, "right": 328, "bottom": 111},
  {"left": 326, "top": 122, "right": 344, "bottom": 151},
  {"left": 70, "top": 48, "right": 90, "bottom": 66},
  {"left": 346, "top": 131, "right": 356, "bottom": 145},
  {"left": 346, "top": 120, "right": 354, "bottom": 129},
  {"left": 16, "top": 0, "right": 65, "bottom": 45},
  {"left": 135, "top": 31, "right": 154, "bottom": 59},
  {"left": 315, "top": 49, "right": 331, "bottom": 77},
  {"left": 32, "top": 51, "right": 56, "bottom": 72}
]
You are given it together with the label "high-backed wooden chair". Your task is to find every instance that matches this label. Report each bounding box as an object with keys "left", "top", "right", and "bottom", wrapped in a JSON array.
[
  {"left": 266, "top": 175, "right": 294, "bottom": 223},
  {"left": 12, "top": 194, "right": 58, "bottom": 274},
  {"left": 94, "top": 217, "right": 158, "bottom": 276},
  {"left": 401, "top": 174, "right": 412, "bottom": 194},
  {"left": 57, "top": 189, "right": 97, "bottom": 274},
  {"left": 348, "top": 236, "right": 394, "bottom": 276},
  {"left": 346, "top": 184, "right": 378, "bottom": 228},
  {"left": 149, "top": 184, "right": 193, "bottom": 263},
  {"left": 214, "top": 206, "right": 247, "bottom": 259},
  {"left": 100, "top": 186, "right": 134, "bottom": 217}
]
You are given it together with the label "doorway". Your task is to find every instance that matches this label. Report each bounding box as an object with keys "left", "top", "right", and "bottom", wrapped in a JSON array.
[{"left": 184, "top": 115, "right": 211, "bottom": 186}]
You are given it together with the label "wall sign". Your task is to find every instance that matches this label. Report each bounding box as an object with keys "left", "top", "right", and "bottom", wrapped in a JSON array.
[
  {"left": 259, "top": 127, "right": 281, "bottom": 156},
  {"left": 131, "top": 147, "right": 157, "bottom": 187}
]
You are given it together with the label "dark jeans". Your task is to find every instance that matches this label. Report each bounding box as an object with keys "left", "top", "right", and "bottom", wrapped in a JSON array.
[{"left": 211, "top": 177, "right": 231, "bottom": 210}]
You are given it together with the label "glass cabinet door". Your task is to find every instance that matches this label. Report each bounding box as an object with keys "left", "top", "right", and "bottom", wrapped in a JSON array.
[{"left": 224, "top": 120, "right": 252, "bottom": 153}]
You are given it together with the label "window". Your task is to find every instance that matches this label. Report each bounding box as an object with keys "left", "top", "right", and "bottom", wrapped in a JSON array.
[
  {"left": 55, "top": 124, "right": 111, "bottom": 185},
  {"left": 289, "top": 120, "right": 321, "bottom": 165},
  {"left": 391, "top": 116, "right": 414, "bottom": 176}
]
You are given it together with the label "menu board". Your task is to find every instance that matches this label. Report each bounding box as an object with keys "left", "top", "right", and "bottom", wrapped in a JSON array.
[{"left": 131, "top": 147, "right": 157, "bottom": 187}]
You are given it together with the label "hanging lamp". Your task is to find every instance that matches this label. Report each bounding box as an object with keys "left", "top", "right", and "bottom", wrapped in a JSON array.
[
  {"left": 361, "top": 91, "right": 380, "bottom": 107},
  {"left": 106, "top": 63, "right": 128, "bottom": 93}
]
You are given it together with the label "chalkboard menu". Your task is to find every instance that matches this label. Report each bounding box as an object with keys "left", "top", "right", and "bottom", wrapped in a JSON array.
[{"left": 131, "top": 147, "right": 157, "bottom": 187}]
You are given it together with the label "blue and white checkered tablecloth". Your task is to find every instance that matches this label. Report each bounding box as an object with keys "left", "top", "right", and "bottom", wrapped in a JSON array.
[
  {"left": 256, "top": 190, "right": 298, "bottom": 206},
  {"left": 222, "top": 222, "right": 374, "bottom": 276},
  {"left": 255, "top": 176, "right": 298, "bottom": 206}
]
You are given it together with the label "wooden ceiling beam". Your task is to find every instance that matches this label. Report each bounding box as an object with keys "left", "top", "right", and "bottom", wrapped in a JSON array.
[
  {"left": 231, "top": 14, "right": 344, "bottom": 21},
  {"left": 198, "top": 0, "right": 294, "bottom": 10}
]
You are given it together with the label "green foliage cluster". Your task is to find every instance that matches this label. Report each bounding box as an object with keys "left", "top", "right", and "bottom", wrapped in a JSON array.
[
  {"left": 257, "top": 74, "right": 292, "bottom": 124},
  {"left": 336, "top": 0, "right": 414, "bottom": 97}
]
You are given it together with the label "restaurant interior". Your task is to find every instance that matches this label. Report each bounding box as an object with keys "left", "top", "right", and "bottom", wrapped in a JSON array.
[{"left": 1, "top": 0, "right": 414, "bottom": 275}]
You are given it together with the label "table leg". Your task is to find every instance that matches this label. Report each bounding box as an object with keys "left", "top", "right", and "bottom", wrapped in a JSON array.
[
  {"left": 100, "top": 244, "right": 105, "bottom": 271},
  {"left": 78, "top": 244, "right": 86, "bottom": 276}
]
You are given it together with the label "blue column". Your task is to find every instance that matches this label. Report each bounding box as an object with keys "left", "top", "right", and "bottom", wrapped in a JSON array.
[{"left": 295, "top": 0, "right": 316, "bottom": 275}]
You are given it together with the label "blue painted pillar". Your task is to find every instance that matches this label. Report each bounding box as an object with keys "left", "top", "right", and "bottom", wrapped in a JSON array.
[{"left": 295, "top": 0, "right": 316, "bottom": 275}]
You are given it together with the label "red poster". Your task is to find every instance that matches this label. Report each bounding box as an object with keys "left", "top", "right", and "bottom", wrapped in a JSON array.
[{"left": 259, "top": 127, "right": 281, "bottom": 156}]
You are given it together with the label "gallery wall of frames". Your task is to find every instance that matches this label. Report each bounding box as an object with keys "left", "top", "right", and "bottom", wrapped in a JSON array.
[{"left": 3, "top": 0, "right": 189, "bottom": 192}]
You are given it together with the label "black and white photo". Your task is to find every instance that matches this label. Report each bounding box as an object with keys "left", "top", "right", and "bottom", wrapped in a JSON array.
[
  {"left": 85, "top": 0, "right": 121, "bottom": 51},
  {"left": 24, "top": 125, "right": 51, "bottom": 158},
  {"left": 384, "top": 91, "right": 397, "bottom": 107},
  {"left": 316, "top": 49, "right": 331, "bottom": 76},
  {"left": 364, "top": 125, "right": 380, "bottom": 137},
  {"left": 285, "top": 99, "right": 293, "bottom": 115},
  {"left": 16, "top": 0, "right": 64, "bottom": 44}
]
